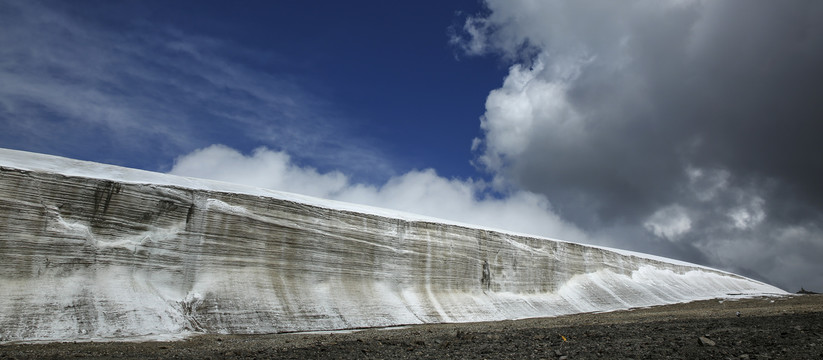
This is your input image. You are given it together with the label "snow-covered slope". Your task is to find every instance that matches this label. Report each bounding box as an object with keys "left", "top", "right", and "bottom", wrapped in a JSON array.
[{"left": 0, "top": 148, "right": 784, "bottom": 343}]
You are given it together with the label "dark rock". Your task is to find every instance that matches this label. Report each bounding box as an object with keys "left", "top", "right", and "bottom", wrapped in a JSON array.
[{"left": 698, "top": 336, "right": 716, "bottom": 346}]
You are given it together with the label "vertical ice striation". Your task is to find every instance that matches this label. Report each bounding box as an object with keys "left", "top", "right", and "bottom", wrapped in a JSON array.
[{"left": 0, "top": 149, "right": 784, "bottom": 342}]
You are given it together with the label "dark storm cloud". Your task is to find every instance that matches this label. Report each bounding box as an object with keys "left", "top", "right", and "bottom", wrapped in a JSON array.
[{"left": 459, "top": 0, "right": 823, "bottom": 291}]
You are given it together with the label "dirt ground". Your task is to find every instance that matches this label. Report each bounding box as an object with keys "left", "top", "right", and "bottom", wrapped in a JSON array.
[{"left": 2, "top": 294, "right": 821, "bottom": 359}]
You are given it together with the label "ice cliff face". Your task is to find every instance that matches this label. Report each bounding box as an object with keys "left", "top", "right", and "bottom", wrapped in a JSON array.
[{"left": 0, "top": 149, "right": 784, "bottom": 343}]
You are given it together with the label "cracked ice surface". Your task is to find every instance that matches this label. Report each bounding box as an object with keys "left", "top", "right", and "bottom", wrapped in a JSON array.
[{"left": 0, "top": 148, "right": 785, "bottom": 342}]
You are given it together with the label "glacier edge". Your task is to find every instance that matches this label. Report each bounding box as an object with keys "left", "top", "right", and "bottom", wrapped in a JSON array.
[{"left": 0, "top": 149, "right": 785, "bottom": 343}]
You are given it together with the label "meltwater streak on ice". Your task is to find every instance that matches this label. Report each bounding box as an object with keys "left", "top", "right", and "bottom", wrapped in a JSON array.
[{"left": 0, "top": 149, "right": 785, "bottom": 343}]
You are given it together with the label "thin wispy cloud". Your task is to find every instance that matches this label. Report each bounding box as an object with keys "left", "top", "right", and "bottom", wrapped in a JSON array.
[{"left": 0, "top": 0, "right": 391, "bottom": 177}]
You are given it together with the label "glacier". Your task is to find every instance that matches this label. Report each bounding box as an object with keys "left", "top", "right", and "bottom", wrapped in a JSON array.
[{"left": 0, "top": 148, "right": 785, "bottom": 343}]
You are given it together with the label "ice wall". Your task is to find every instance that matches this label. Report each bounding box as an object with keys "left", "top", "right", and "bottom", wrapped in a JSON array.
[{"left": 0, "top": 149, "right": 784, "bottom": 342}]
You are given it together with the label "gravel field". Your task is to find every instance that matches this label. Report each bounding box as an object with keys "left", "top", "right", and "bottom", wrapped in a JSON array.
[{"left": 2, "top": 294, "right": 821, "bottom": 359}]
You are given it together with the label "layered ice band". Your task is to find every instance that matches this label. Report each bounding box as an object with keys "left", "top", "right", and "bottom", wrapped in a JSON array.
[{"left": 0, "top": 149, "right": 784, "bottom": 342}]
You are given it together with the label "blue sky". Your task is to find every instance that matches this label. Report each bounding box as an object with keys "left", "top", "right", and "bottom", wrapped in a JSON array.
[
  {"left": 2, "top": 0, "right": 822, "bottom": 292},
  {"left": 142, "top": 0, "right": 506, "bottom": 179},
  {"left": 1, "top": 0, "right": 503, "bottom": 182}
]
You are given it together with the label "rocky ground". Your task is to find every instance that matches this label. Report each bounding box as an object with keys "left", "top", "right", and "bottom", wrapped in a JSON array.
[{"left": 2, "top": 294, "right": 821, "bottom": 359}]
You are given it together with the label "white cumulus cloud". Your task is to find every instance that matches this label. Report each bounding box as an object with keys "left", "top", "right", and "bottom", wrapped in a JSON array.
[
  {"left": 644, "top": 205, "right": 692, "bottom": 241},
  {"left": 475, "top": 57, "right": 585, "bottom": 174},
  {"left": 728, "top": 196, "right": 766, "bottom": 230},
  {"left": 169, "top": 145, "right": 588, "bottom": 243}
]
